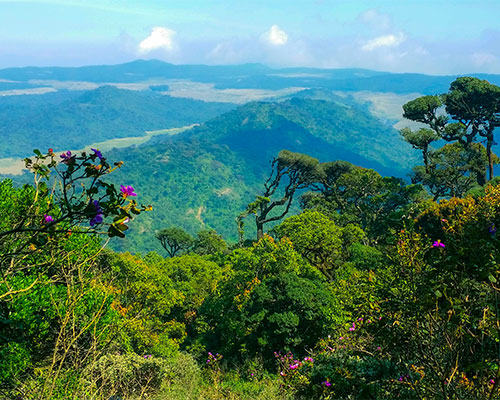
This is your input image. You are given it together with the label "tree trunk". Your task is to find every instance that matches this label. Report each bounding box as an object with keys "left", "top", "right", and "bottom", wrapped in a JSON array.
[
  {"left": 256, "top": 218, "right": 264, "bottom": 240},
  {"left": 487, "top": 136, "right": 495, "bottom": 181},
  {"left": 423, "top": 148, "right": 429, "bottom": 174}
]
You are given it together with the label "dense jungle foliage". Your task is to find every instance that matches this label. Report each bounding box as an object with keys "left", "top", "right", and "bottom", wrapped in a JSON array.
[{"left": 2, "top": 76, "right": 500, "bottom": 399}]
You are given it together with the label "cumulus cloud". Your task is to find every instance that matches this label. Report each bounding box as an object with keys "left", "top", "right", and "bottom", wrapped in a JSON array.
[
  {"left": 138, "top": 27, "right": 176, "bottom": 53},
  {"left": 263, "top": 25, "right": 288, "bottom": 46},
  {"left": 361, "top": 33, "right": 406, "bottom": 51}
]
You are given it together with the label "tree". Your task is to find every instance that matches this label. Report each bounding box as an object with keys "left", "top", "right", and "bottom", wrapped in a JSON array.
[
  {"left": 301, "top": 164, "right": 424, "bottom": 243},
  {"left": 445, "top": 77, "right": 500, "bottom": 180},
  {"left": 402, "top": 94, "right": 447, "bottom": 133},
  {"left": 400, "top": 127, "right": 440, "bottom": 172},
  {"left": 238, "top": 150, "right": 324, "bottom": 241},
  {"left": 410, "top": 142, "right": 495, "bottom": 200},
  {"left": 155, "top": 227, "right": 194, "bottom": 257},
  {"left": 402, "top": 77, "right": 500, "bottom": 182},
  {"left": 192, "top": 229, "right": 227, "bottom": 256},
  {"left": 273, "top": 210, "right": 364, "bottom": 280}
]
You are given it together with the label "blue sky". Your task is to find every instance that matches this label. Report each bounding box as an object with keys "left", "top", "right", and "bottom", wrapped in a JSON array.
[{"left": 1, "top": 0, "right": 499, "bottom": 74}]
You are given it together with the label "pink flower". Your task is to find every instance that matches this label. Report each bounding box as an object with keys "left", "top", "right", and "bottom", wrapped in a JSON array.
[
  {"left": 43, "top": 214, "right": 54, "bottom": 224},
  {"left": 120, "top": 185, "right": 137, "bottom": 197},
  {"left": 432, "top": 240, "right": 445, "bottom": 248},
  {"left": 322, "top": 380, "right": 331, "bottom": 387},
  {"left": 349, "top": 322, "right": 356, "bottom": 331}
]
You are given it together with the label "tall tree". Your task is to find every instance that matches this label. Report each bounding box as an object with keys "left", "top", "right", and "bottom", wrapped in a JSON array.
[
  {"left": 403, "top": 77, "right": 500, "bottom": 182},
  {"left": 238, "top": 150, "right": 323, "bottom": 241},
  {"left": 444, "top": 77, "right": 500, "bottom": 180},
  {"left": 155, "top": 227, "right": 194, "bottom": 257}
]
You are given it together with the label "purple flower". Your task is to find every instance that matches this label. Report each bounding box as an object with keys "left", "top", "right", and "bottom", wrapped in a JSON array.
[
  {"left": 90, "top": 214, "right": 103, "bottom": 227},
  {"left": 322, "top": 380, "right": 331, "bottom": 387},
  {"left": 432, "top": 240, "right": 445, "bottom": 248},
  {"left": 91, "top": 148, "right": 103, "bottom": 160},
  {"left": 120, "top": 185, "right": 137, "bottom": 197},
  {"left": 90, "top": 200, "right": 104, "bottom": 226},
  {"left": 60, "top": 151, "right": 73, "bottom": 164},
  {"left": 489, "top": 224, "right": 497, "bottom": 236},
  {"left": 398, "top": 376, "right": 404, "bottom": 382},
  {"left": 349, "top": 322, "right": 356, "bottom": 331},
  {"left": 43, "top": 214, "right": 54, "bottom": 224},
  {"left": 357, "top": 317, "right": 364, "bottom": 322}
]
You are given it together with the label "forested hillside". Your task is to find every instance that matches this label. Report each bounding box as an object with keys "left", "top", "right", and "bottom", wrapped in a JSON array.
[
  {"left": 106, "top": 97, "right": 417, "bottom": 253},
  {"left": 0, "top": 86, "right": 234, "bottom": 157}
]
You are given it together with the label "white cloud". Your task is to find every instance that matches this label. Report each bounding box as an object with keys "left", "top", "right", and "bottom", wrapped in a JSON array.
[
  {"left": 138, "top": 27, "right": 176, "bottom": 53},
  {"left": 361, "top": 33, "right": 406, "bottom": 51},
  {"left": 264, "top": 25, "right": 288, "bottom": 46}
]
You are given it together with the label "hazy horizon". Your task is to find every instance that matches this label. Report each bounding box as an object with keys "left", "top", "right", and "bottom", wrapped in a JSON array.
[{"left": 1, "top": 0, "right": 499, "bottom": 75}]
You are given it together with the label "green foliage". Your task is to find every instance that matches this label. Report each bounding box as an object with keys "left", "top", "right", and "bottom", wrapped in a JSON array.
[
  {"left": 85, "top": 352, "right": 172, "bottom": 398},
  {"left": 411, "top": 142, "right": 495, "bottom": 199},
  {"left": 273, "top": 210, "right": 363, "bottom": 280},
  {"left": 301, "top": 163, "right": 425, "bottom": 243},
  {"left": 192, "top": 229, "right": 228, "bottom": 256},
  {"left": 156, "top": 226, "right": 194, "bottom": 257},
  {"left": 0, "top": 86, "right": 234, "bottom": 158},
  {"left": 200, "top": 237, "right": 337, "bottom": 365},
  {"left": 101, "top": 251, "right": 185, "bottom": 357}
]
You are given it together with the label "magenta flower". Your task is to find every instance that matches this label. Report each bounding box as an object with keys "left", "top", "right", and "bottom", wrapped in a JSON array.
[
  {"left": 43, "top": 214, "right": 54, "bottom": 224},
  {"left": 432, "top": 240, "right": 445, "bottom": 248},
  {"left": 322, "top": 380, "right": 331, "bottom": 387},
  {"left": 490, "top": 379, "right": 495, "bottom": 384},
  {"left": 349, "top": 322, "right": 356, "bottom": 331},
  {"left": 120, "top": 185, "right": 137, "bottom": 197}
]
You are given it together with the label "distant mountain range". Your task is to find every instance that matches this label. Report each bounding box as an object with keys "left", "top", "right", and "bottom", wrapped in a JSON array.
[{"left": 1, "top": 59, "right": 500, "bottom": 94}]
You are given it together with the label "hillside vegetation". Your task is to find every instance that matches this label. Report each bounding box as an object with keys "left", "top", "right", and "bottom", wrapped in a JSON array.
[
  {"left": 106, "top": 97, "right": 417, "bottom": 253},
  {"left": 0, "top": 86, "right": 234, "bottom": 157}
]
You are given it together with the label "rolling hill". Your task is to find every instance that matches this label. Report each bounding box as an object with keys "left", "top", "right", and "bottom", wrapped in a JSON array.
[
  {"left": 0, "top": 86, "right": 235, "bottom": 157},
  {"left": 107, "top": 97, "right": 418, "bottom": 253}
]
